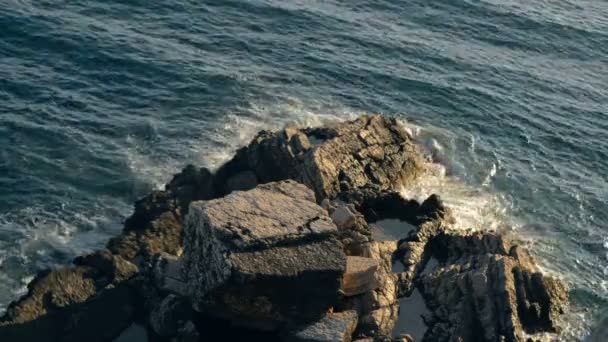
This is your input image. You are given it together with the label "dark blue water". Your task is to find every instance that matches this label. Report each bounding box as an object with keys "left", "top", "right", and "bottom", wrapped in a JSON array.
[{"left": 1, "top": 0, "right": 607, "bottom": 339}]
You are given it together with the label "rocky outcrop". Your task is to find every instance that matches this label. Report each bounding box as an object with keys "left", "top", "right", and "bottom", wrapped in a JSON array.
[
  {"left": 107, "top": 115, "right": 424, "bottom": 264},
  {"left": 0, "top": 115, "right": 569, "bottom": 342},
  {"left": 417, "top": 232, "right": 569, "bottom": 342},
  {"left": 212, "top": 115, "right": 425, "bottom": 200},
  {"left": 287, "top": 310, "right": 359, "bottom": 342}
]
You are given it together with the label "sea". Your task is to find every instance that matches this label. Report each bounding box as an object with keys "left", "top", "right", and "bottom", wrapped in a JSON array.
[{"left": 0, "top": 0, "right": 606, "bottom": 340}]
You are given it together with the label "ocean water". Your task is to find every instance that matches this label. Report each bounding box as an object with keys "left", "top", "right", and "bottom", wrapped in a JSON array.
[{"left": 0, "top": 0, "right": 606, "bottom": 339}]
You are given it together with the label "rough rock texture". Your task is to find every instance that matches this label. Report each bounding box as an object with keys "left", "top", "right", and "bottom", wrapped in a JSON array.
[
  {"left": 183, "top": 181, "right": 347, "bottom": 328},
  {"left": 338, "top": 240, "right": 400, "bottom": 339},
  {"left": 418, "top": 232, "right": 569, "bottom": 342},
  {"left": 149, "top": 294, "right": 192, "bottom": 337},
  {"left": 108, "top": 165, "right": 216, "bottom": 262},
  {"left": 0, "top": 116, "right": 570, "bottom": 342},
  {"left": 0, "top": 251, "right": 138, "bottom": 342},
  {"left": 213, "top": 115, "right": 425, "bottom": 200},
  {"left": 288, "top": 310, "right": 359, "bottom": 342},
  {"left": 341, "top": 257, "right": 380, "bottom": 297},
  {"left": 152, "top": 253, "right": 188, "bottom": 295}
]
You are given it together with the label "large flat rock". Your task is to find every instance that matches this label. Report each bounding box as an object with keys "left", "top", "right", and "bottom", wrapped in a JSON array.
[
  {"left": 196, "top": 181, "right": 336, "bottom": 249},
  {"left": 183, "top": 181, "right": 346, "bottom": 327}
]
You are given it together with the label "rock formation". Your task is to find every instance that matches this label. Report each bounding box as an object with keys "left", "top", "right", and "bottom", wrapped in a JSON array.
[{"left": 0, "top": 115, "right": 569, "bottom": 342}]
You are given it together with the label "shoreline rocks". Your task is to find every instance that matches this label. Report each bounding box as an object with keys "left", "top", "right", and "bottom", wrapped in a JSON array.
[{"left": 0, "top": 115, "right": 568, "bottom": 342}]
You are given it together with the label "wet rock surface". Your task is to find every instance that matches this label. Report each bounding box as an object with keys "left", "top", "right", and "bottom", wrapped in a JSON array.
[{"left": 0, "top": 116, "right": 569, "bottom": 342}]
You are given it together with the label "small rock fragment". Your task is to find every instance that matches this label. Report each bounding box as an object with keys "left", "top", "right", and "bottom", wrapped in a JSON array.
[{"left": 341, "top": 257, "right": 380, "bottom": 297}]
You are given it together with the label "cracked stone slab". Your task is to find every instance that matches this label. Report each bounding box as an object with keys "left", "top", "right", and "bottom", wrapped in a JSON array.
[
  {"left": 191, "top": 180, "right": 336, "bottom": 249},
  {"left": 183, "top": 180, "right": 346, "bottom": 327}
]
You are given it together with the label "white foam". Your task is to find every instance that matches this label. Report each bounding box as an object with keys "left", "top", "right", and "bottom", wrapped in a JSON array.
[
  {"left": 192, "top": 98, "right": 362, "bottom": 170},
  {"left": 397, "top": 120, "right": 513, "bottom": 232}
]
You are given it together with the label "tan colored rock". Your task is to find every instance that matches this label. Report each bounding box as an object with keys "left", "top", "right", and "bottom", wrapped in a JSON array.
[
  {"left": 418, "top": 232, "right": 569, "bottom": 342},
  {"left": 183, "top": 181, "right": 346, "bottom": 327},
  {"left": 341, "top": 257, "right": 380, "bottom": 297}
]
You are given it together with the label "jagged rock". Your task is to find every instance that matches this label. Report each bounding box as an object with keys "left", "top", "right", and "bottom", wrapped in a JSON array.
[
  {"left": 214, "top": 116, "right": 425, "bottom": 200},
  {"left": 336, "top": 186, "right": 449, "bottom": 226},
  {"left": 418, "top": 232, "right": 569, "bottom": 342},
  {"left": 0, "top": 261, "right": 137, "bottom": 342},
  {"left": 394, "top": 217, "right": 448, "bottom": 297},
  {"left": 339, "top": 241, "right": 400, "bottom": 339},
  {"left": 341, "top": 257, "right": 380, "bottom": 297},
  {"left": 288, "top": 310, "right": 359, "bottom": 342},
  {"left": 165, "top": 164, "right": 215, "bottom": 209},
  {"left": 109, "top": 165, "right": 215, "bottom": 263},
  {"left": 0, "top": 116, "right": 570, "bottom": 342},
  {"left": 149, "top": 294, "right": 192, "bottom": 337},
  {"left": 107, "top": 209, "right": 183, "bottom": 261},
  {"left": 395, "top": 334, "right": 414, "bottom": 342},
  {"left": 73, "top": 249, "right": 138, "bottom": 283},
  {"left": 183, "top": 181, "right": 347, "bottom": 328},
  {"left": 124, "top": 190, "right": 178, "bottom": 232}
]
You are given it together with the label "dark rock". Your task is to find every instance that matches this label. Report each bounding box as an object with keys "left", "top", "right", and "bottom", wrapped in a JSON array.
[
  {"left": 152, "top": 253, "right": 187, "bottom": 295},
  {"left": 287, "top": 310, "right": 359, "bottom": 342},
  {"left": 0, "top": 267, "right": 136, "bottom": 342},
  {"left": 224, "top": 170, "right": 258, "bottom": 193},
  {"left": 339, "top": 241, "right": 400, "bottom": 339},
  {"left": 124, "top": 190, "right": 178, "bottom": 232},
  {"left": 149, "top": 294, "right": 192, "bottom": 337},
  {"left": 335, "top": 186, "right": 449, "bottom": 228},
  {"left": 417, "top": 194, "right": 445, "bottom": 222},
  {"left": 171, "top": 321, "right": 199, "bottom": 342},
  {"left": 73, "top": 249, "right": 138, "bottom": 284}
]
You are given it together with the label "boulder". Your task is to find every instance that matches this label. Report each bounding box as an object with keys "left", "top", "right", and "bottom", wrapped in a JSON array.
[
  {"left": 213, "top": 116, "right": 425, "bottom": 200},
  {"left": 183, "top": 181, "right": 347, "bottom": 328},
  {"left": 341, "top": 257, "right": 380, "bottom": 297},
  {"left": 335, "top": 186, "right": 449, "bottom": 226}
]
